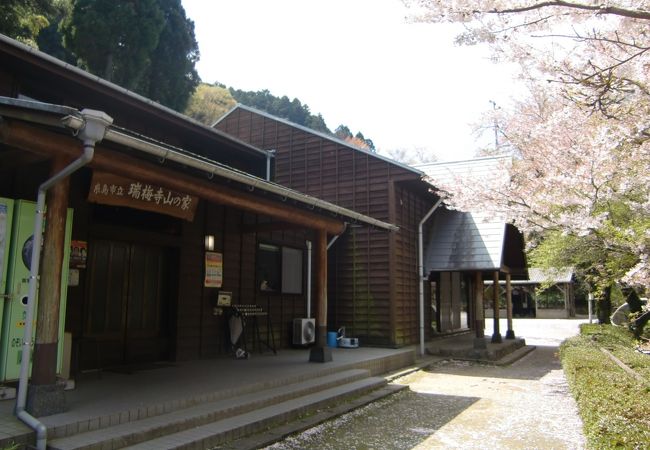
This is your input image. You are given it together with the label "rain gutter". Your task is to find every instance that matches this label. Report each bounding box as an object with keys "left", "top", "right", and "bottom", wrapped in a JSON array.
[
  {"left": 16, "top": 109, "right": 113, "bottom": 450},
  {"left": 103, "top": 129, "right": 398, "bottom": 232},
  {"left": 418, "top": 198, "right": 443, "bottom": 356}
]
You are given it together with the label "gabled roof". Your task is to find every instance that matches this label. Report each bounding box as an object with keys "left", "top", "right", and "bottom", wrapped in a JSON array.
[
  {"left": 215, "top": 103, "right": 426, "bottom": 177},
  {"left": 415, "top": 155, "right": 511, "bottom": 189},
  {"left": 424, "top": 208, "right": 527, "bottom": 279},
  {"left": 0, "top": 34, "right": 267, "bottom": 159},
  {"left": 417, "top": 156, "right": 527, "bottom": 278},
  {"left": 0, "top": 96, "right": 398, "bottom": 232},
  {"left": 527, "top": 267, "right": 574, "bottom": 284},
  {"left": 415, "top": 155, "right": 512, "bottom": 184}
]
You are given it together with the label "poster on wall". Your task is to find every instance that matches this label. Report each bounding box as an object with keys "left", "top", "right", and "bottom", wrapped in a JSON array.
[
  {"left": 204, "top": 251, "right": 223, "bottom": 288},
  {"left": 70, "top": 240, "right": 87, "bottom": 269}
]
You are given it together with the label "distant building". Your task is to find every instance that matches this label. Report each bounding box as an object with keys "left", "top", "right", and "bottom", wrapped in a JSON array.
[{"left": 511, "top": 267, "right": 577, "bottom": 318}]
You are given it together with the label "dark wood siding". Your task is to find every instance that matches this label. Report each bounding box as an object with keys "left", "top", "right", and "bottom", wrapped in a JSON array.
[
  {"left": 392, "top": 183, "right": 436, "bottom": 345},
  {"left": 216, "top": 108, "right": 438, "bottom": 346},
  {"left": 175, "top": 203, "right": 312, "bottom": 360}
]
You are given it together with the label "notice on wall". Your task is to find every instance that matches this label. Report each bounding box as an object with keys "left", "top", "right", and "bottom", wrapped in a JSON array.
[
  {"left": 204, "top": 251, "right": 223, "bottom": 288},
  {"left": 70, "top": 240, "right": 87, "bottom": 269},
  {"left": 88, "top": 171, "right": 198, "bottom": 221}
]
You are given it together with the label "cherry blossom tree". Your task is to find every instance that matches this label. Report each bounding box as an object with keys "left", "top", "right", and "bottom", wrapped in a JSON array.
[{"left": 406, "top": 1, "right": 650, "bottom": 305}]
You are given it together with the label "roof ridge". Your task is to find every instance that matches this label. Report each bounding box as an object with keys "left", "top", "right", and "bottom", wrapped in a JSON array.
[{"left": 219, "top": 103, "right": 425, "bottom": 177}]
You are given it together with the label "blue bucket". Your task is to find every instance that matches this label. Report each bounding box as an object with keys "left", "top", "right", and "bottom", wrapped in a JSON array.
[{"left": 327, "top": 331, "right": 338, "bottom": 348}]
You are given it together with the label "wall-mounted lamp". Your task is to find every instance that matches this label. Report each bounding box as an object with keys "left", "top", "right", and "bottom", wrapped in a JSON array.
[{"left": 204, "top": 235, "right": 215, "bottom": 251}]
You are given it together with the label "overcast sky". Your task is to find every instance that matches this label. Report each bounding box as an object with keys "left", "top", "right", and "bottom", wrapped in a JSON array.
[{"left": 181, "top": 0, "right": 520, "bottom": 162}]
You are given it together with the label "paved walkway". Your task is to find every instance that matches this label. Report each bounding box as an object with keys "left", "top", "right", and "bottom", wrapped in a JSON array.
[
  {"left": 409, "top": 318, "right": 587, "bottom": 449},
  {"left": 268, "top": 319, "right": 588, "bottom": 450}
]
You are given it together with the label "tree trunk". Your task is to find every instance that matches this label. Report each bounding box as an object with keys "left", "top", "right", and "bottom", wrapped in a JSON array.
[
  {"left": 104, "top": 52, "right": 113, "bottom": 81},
  {"left": 596, "top": 285, "right": 612, "bottom": 324}
]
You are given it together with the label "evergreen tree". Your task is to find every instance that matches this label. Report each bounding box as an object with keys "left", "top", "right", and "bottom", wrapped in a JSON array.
[
  {"left": 306, "top": 113, "right": 329, "bottom": 134},
  {"left": 138, "top": 0, "right": 200, "bottom": 111},
  {"left": 0, "top": 0, "right": 55, "bottom": 47},
  {"left": 229, "top": 87, "right": 333, "bottom": 134},
  {"left": 334, "top": 125, "right": 352, "bottom": 140},
  {"left": 36, "top": 0, "right": 76, "bottom": 64},
  {"left": 62, "top": 0, "right": 165, "bottom": 88}
]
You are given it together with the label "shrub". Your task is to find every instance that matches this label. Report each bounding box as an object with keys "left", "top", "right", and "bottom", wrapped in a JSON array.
[{"left": 560, "top": 324, "right": 650, "bottom": 449}]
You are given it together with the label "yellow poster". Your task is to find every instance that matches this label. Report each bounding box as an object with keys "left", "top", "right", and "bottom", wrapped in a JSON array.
[{"left": 204, "top": 251, "right": 223, "bottom": 288}]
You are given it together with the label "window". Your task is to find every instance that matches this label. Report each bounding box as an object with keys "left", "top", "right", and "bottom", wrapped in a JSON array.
[
  {"left": 281, "top": 247, "right": 303, "bottom": 294},
  {"left": 256, "top": 243, "right": 303, "bottom": 294}
]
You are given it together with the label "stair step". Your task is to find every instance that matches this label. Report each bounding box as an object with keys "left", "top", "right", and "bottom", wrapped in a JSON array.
[
  {"left": 122, "top": 377, "right": 387, "bottom": 450},
  {"left": 48, "top": 369, "right": 371, "bottom": 450},
  {"left": 223, "top": 383, "right": 408, "bottom": 450}
]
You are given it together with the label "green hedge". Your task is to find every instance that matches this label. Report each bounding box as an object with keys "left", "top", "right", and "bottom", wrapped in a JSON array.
[{"left": 559, "top": 324, "right": 650, "bottom": 449}]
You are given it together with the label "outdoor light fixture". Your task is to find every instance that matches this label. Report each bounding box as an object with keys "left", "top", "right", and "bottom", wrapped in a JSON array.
[{"left": 204, "top": 235, "right": 215, "bottom": 251}]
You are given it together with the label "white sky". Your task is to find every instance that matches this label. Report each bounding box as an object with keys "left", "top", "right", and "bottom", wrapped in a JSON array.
[{"left": 181, "top": 0, "right": 520, "bottom": 162}]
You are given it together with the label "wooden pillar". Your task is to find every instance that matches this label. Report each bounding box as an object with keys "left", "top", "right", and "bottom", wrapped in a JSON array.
[
  {"left": 491, "top": 271, "right": 502, "bottom": 343},
  {"left": 309, "top": 228, "right": 332, "bottom": 362},
  {"left": 473, "top": 271, "right": 486, "bottom": 349},
  {"left": 28, "top": 156, "right": 70, "bottom": 415},
  {"left": 505, "top": 273, "right": 515, "bottom": 339}
]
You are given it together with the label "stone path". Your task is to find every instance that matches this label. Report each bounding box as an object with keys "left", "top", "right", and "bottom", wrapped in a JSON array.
[{"left": 266, "top": 319, "right": 587, "bottom": 450}]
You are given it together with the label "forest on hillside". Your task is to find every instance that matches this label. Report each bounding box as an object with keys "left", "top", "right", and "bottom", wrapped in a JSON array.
[{"left": 0, "top": 0, "right": 376, "bottom": 151}]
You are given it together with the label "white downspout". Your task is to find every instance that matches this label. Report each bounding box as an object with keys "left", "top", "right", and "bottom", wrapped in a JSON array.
[
  {"left": 15, "top": 109, "right": 112, "bottom": 450},
  {"left": 418, "top": 198, "right": 443, "bottom": 357},
  {"left": 266, "top": 149, "right": 275, "bottom": 181},
  {"left": 306, "top": 240, "right": 312, "bottom": 318}
]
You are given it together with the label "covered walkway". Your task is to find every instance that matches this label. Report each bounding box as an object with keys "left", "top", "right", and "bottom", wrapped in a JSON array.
[{"left": 0, "top": 346, "right": 416, "bottom": 448}]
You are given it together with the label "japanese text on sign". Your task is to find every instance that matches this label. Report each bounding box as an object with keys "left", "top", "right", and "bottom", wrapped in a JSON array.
[{"left": 88, "top": 172, "right": 198, "bottom": 221}]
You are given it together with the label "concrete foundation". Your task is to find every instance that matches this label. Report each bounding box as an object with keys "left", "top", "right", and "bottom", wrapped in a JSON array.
[
  {"left": 26, "top": 383, "right": 67, "bottom": 417},
  {"left": 309, "top": 346, "right": 333, "bottom": 363}
]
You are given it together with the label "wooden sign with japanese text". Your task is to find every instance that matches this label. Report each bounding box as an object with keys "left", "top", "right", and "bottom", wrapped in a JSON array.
[{"left": 88, "top": 171, "right": 198, "bottom": 221}]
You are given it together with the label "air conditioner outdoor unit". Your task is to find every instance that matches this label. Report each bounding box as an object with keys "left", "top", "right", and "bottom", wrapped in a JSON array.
[{"left": 293, "top": 318, "right": 315, "bottom": 346}]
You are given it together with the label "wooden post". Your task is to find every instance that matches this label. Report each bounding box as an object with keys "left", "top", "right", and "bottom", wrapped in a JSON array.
[
  {"left": 28, "top": 156, "right": 70, "bottom": 415},
  {"left": 309, "top": 228, "right": 332, "bottom": 362},
  {"left": 505, "top": 273, "right": 515, "bottom": 339},
  {"left": 473, "top": 271, "right": 486, "bottom": 349},
  {"left": 491, "top": 271, "right": 502, "bottom": 343}
]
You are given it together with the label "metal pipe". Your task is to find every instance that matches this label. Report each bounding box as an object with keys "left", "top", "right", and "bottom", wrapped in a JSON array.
[
  {"left": 104, "top": 129, "right": 398, "bottom": 232},
  {"left": 15, "top": 109, "right": 112, "bottom": 450},
  {"left": 266, "top": 149, "right": 275, "bottom": 181},
  {"left": 417, "top": 198, "right": 443, "bottom": 356},
  {"left": 327, "top": 230, "right": 343, "bottom": 250},
  {"left": 306, "top": 240, "right": 312, "bottom": 318}
]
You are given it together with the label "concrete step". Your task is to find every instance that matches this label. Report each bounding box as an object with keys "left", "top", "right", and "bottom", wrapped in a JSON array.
[
  {"left": 47, "top": 369, "right": 373, "bottom": 450},
  {"left": 222, "top": 383, "right": 408, "bottom": 450},
  {"left": 121, "top": 377, "right": 388, "bottom": 450}
]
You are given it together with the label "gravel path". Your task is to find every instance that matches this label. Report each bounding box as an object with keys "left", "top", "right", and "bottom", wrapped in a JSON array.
[{"left": 267, "top": 319, "right": 587, "bottom": 450}]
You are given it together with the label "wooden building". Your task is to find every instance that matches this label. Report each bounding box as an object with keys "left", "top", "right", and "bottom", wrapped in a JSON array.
[
  {"left": 215, "top": 105, "right": 444, "bottom": 347},
  {"left": 0, "top": 35, "right": 396, "bottom": 415},
  {"left": 507, "top": 267, "right": 576, "bottom": 318},
  {"left": 417, "top": 158, "right": 529, "bottom": 342}
]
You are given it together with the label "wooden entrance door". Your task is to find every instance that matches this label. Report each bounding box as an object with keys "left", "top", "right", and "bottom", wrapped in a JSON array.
[{"left": 82, "top": 240, "right": 174, "bottom": 369}]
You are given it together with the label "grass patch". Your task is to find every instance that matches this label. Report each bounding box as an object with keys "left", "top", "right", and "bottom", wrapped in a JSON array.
[{"left": 559, "top": 324, "right": 650, "bottom": 449}]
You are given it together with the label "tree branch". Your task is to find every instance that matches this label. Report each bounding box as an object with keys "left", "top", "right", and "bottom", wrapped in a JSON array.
[{"left": 487, "top": 1, "right": 650, "bottom": 21}]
